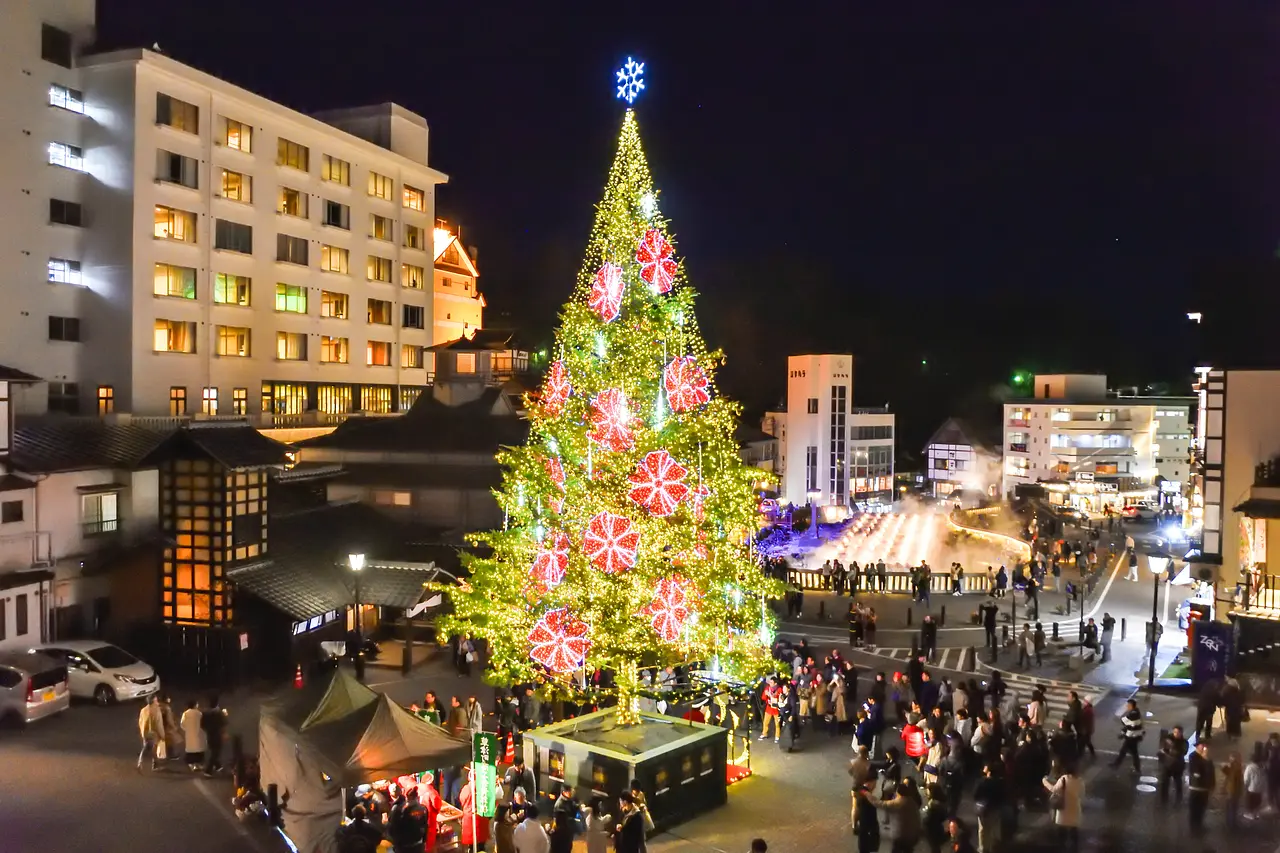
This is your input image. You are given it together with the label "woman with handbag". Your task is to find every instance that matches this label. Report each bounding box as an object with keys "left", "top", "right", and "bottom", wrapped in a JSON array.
[{"left": 1042, "top": 763, "right": 1083, "bottom": 850}]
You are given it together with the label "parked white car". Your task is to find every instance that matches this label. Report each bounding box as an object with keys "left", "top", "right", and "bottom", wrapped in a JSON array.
[{"left": 32, "top": 641, "right": 160, "bottom": 705}]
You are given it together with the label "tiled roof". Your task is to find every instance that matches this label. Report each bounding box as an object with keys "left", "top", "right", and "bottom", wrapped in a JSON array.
[
  {"left": 230, "top": 502, "right": 460, "bottom": 620},
  {"left": 142, "top": 422, "right": 291, "bottom": 469},
  {"left": 427, "top": 329, "right": 524, "bottom": 352},
  {"left": 335, "top": 462, "right": 502, "bottom": 490},
  {"left": 11, "top": 421, "right": 170, "bottom": 473},
  {"left": 299, "top": 387, "right": 527, "bottom": 453},
  {"left": 0, "top": 365, "right": 43, "bottom": 383}
]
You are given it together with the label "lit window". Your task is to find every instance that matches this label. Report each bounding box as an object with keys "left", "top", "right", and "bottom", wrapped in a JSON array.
[
  {"left": 362, "top": 387, "right": 393, "bottom": 413},
  {"left": 48, "top": 84, "right": 84, "bottom": 114},
  {"left": 201, "top": 387, "right": 218, "bottom": 416},
  {"left": 320, "top": 245, "right": 348, "bottom": 273},
  {"left": 224, "top": 118, "right": 252, "bottom": 152},
  {"left": 457, "top": 353, "right": 476, "bottom": 374},
  {"left": 371, "top": 214, "right": 393, "bottom": 241},
  {"left": 156, "top": 93, "right": 198, "bottom": 134},
  {"left": 368, "top": 171, "right": 393, "bottom": 200},
  {"left": 276, "top": 331, "right": 307, "bottom": 361},
  {"left": 322, "top": 200, "right": 350, "bottom": 230},
  {"left": 154, "top": 205, "right": 196, "bottom": 242},
  {"left": 154, "top": 320, "right": 196, "bottom": 354},
  {"left": 404, "top": 224, "right": 423, "bottom": 249},
  {"left": 214, "top": 219, "right": 253, "bottom": 254},
  {"left": 403, "top": 185, "right": 425, "bottom": 211},
  {"left": 232, "top": 388, "right": 248, "bottom": 415},
  {"left": 277, "top": 138, "right": 309, "bottom": 171},
  {"left": 321, "top": 155, "right": 350, "bottom": 185},
  {"left": 216, "top": 325, "right": 250, "bottom": 357},
  {"left": 321, "top": 290, "right": 348, "bottom": 319},
  {"left": 154, "top": 263, "right": 196, "bottom": 299},
  {"left": 277, "top": 234, "right": 308, "bottom": 265},
  {"left": 275, "top": 283, "right": 307, "bottom": 313},
  {"left": 48, "top": 258, "right": 82, "bottom": 284},
  {"left": 401, "top": 344, "right": 424, "bottom": 369},
  {"left": 278, "top": 186, "right": 307, "bottom": 218},
  {"left": 169, "top": 386, "right": 187, "bottom": 415},
  {"left": 213, "top": 273, "right": 251, "bottom": 306},
  {"left": 367, "top": 298, "right": 392, "bottom": 325},
  {"left": 402, "top": 263, "right": 425, "bottom": 289},
  {"left": 96, "top": 386, "right": 114, "bottom": 415},
  {"left": 366, "top": 340, "right": 392, "bottom": 366},
  {"left": 220, "top": 169, "right": 252, "bottom": 203},
  {"left": 48, "top": 142, "right": 85, "bottom": 171},
  {"left": 373, "top": 490, "right": 412, "bottom": 507},
  {"left": 367, "top": 256, "right": 392, "bottom": 283},
  {"left": 157, "top": 151, "right": 198, "bottom": 189},
  {"left": 320, "top": 336, "right": 348, "bottom": 364}
]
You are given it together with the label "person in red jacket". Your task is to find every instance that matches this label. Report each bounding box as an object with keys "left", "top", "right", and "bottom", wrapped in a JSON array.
[
  {"left": 759, "top": 677, "right": 782, "bottom": 742},
  {"left": 460, "top": 765, "right": 498, "bottom": 850},
  {"left": 419, "top": 775, "right": 443, "bottom": 852}
]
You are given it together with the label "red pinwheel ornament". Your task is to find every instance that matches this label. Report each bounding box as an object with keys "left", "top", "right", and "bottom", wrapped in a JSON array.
[
  {"left": 636, "top": 229, "right": 678, "bottom": 294},
  {"left": 583, "top": 510, "right": 640, "bottom": 574},
  {"left": 588, "top": 263, "right": 625, "bottom": 322},
  {"left": 663, "top": 356, "right": 710, "bottom": 412},
  {"left": 530, "top": 533, "right": 570, "bottom": 590},
  {"left": 527, "top": 608, "right": 590, "bottom": 673},
  {"left": 544, "top": 456, "right": 566, "bottom": 492},
  {"left": 541, "top": 361, "right": 571, "bottom": 416},
  {"left": 641, "top": 576, "right": 692, "bottom": 642},
  {"left": 628, "top": 450, "right": 691, "bottom": 517},
  {"left": 588, "top": 388, "right": 636, "bottom": 452},
  {"left": 692, "top": 482, "right": 711, "bottom": 522}
]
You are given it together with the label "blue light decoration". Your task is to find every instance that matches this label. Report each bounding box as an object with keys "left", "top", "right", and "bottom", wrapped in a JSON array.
[{"left": 615, "top": 57, "right": 646, "bottom": 104}]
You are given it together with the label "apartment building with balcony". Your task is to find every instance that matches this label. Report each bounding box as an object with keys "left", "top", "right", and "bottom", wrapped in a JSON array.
[
  {"left": 1000, "top": 374, "right": 1194, "bottom": 512},
  {"left": 3, "top": 2, "right": 451, "bottom": 423}
]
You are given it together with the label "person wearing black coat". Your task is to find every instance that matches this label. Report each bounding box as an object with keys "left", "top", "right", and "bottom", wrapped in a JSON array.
[
  {"left": 613, "top": 793, "right": 647, "bottom": 853},
  {"left": 550, "top": 786, "right": 579, "bottom": 853},
  {"left": 1158, "top": 726, "right": 1190, "bottom": 805},
  {"left": 852, "top": 782, "right": 880, "bottom": 853},
  {"left": 1194, "top": 679, "right": 1220, "bottom": 741}
]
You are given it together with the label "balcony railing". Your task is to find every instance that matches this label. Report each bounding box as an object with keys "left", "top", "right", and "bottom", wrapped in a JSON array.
[
  {"left": 1008, "top": 418, "right": 1030, "bottom": 428},
  {"left": 83, "top": 518, "right": 120, "bottom": 536},
  {"left": 1008, "top": 442, "right": 1028, "bottom": 453}
]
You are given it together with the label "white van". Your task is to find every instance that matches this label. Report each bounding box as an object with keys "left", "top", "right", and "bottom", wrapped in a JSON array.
[{"left": 33, "top": 640, "right": 159, "bottom": 705}]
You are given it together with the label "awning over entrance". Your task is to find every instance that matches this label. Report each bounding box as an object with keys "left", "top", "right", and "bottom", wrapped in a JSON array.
[{"left": 228, "top": 559, "right": 444, "bottom": 622}]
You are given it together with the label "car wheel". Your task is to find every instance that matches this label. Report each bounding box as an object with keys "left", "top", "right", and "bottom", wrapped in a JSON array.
[{"left": 93, "top": 684, "right": 116, "bottom": 706}]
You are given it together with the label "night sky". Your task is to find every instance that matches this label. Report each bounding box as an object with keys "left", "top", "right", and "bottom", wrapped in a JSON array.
[{"left": 97, "top": 2, "right": 1280, "bottom": 457}]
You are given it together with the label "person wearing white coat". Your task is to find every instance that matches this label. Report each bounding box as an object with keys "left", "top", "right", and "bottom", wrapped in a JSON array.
[
  {"left": 1043, "top": 769, "right": 1084, "bottom": 848},
  {"left": 179, "top": 698, "right": 206, "bottom": 770},
  {"left": 582, "top": 799, "right": 613, "bottom": 853}
]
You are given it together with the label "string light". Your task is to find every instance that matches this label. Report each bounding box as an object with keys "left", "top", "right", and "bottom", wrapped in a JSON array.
[{"left": 433, "top": 108, "right": 782, "bottom": 720}]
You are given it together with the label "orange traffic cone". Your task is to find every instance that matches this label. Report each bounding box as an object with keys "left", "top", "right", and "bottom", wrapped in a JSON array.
[
  {"left": 504, "top": 732, "right": 515, "bottom": 764},
  {"left": 294, "top": 664, "right": 304, "bottom": 689}
]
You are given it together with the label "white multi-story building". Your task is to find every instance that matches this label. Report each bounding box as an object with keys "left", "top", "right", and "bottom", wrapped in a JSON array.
[
  {"left": 1000, "top": 374, "right": 1194, "bottom": 511},
  {"left": 925, "top": 418, "right": 1002, "bottom": 499},
  {"left": 3, "top": 2, "right": 454, "bottom": 420},
  {"left": 764, "top": 354, "right": 895, "bottom": 512}
]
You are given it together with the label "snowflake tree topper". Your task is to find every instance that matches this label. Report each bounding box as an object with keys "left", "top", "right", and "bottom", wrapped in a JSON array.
[{"left": 615, "top": 57, "right": 646, "bottom": 105}]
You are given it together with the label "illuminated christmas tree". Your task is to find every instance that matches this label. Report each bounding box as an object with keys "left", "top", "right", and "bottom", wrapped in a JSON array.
[{"left": 439, "top": 78, "right": 781, "bottom": 723}]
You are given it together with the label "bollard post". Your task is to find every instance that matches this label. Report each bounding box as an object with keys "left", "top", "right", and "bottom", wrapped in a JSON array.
[
  {"left": 1121, "top": 617, "right": 1127, "bottom": 641},
  {"left": 267, "top": 783, "right": 280, "bottom": 827},
  {"left": 1066, "top": 595, "right": 1071, "bottom": 616},
  {"left": 1052, "top": 622, "right": 1059, "bottom": 642},
  {"left": 907, "top": 607, "right": 913, "bottom": 627},
  {"left": 1002, "top": 624, "right": 1009, "bottom": 643},
  {"left": 940, "top": 605, "right": 946, "bottom": 627}
]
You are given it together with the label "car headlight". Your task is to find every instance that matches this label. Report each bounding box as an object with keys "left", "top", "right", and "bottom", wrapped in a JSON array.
[{"left": 113, "top": 674, "right": 136, "bottom": 684}]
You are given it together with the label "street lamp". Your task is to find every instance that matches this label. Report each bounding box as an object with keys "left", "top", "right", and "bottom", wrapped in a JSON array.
[
  {"left": 350, "top": 553, "right": 366, "bottom": 681},
  {"left": 1146, "top": 555, "right": 1169, "bottom": 688}
]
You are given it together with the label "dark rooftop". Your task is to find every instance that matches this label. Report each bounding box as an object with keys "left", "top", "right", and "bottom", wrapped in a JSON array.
[
  {"left": 335, "top": 462, "right": 503, "bottom": 491},
  {"left": 141, "top": 422, "right": 291, "bottom": 470},
  {"left": 0, "top": 365, "right": 44, "bottom": 383},
  {"left": 427, "top": 329, "right": 525, "bottom": 353},
  {"left": 230, "top": 501, "right": 461, "bottom": 620},
  {"left": 299, "top": 387, "right": 527, "bottom": 453},
  {"left": 735, "top": 423, "right": 774, "bottom": 445},
  {"left": 11, "top": 421, "right": 169, "bottom": 473}
]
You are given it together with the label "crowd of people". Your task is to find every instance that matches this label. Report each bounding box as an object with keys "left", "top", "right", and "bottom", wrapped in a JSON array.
[{"left": 135, "top": 692, "right": 229, "bottom": 777}]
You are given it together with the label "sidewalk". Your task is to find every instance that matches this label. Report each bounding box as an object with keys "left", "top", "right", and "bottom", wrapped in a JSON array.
[{"left": 778, "top": 585, "right": 1080, "bottom": 634}]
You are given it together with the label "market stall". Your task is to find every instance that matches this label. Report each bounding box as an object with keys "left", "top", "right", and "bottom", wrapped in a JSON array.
[{"left": 259, "top": 670, "right": 471, "bottom": 853}]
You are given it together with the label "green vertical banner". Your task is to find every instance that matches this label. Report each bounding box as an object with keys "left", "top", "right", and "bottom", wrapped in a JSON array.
[
  {"left": 472, "top": 731, "right": 500, "bottom": 766},
  {"left": 473, "top": 763, "right": 498, "bottom": 818}
]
